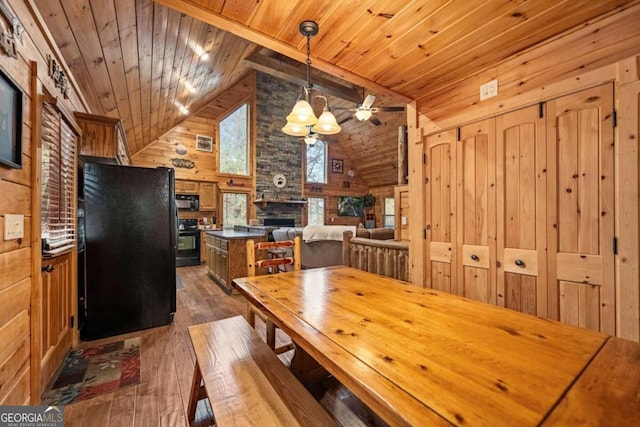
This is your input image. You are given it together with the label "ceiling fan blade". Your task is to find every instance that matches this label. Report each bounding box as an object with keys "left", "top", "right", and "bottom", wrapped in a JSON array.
[
  {"left": 331, "top": 106, "right": 355, "bottom": 111},
  {"left": 369, "top": 116, "right": 382, "bottom": 126},
  {"left": 362, "top": 94, "right": 376, "bottom": 109},
  {"left": 372, "top": 106, "right": 405, "bottom": 112}
]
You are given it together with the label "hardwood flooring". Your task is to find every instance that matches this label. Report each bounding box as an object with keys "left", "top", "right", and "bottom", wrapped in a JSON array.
[{"left": 61, "top": 265, "right": 386, "bottom": 426}]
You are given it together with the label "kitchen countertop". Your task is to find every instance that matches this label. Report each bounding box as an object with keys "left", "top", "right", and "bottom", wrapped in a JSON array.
[{"left": 205, "top": 229, "right": 266, "bottom": 240}]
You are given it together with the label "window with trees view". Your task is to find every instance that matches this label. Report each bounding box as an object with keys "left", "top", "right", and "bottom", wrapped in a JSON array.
[
  {"left": 307, "top": 197, "right": 325, "bottom": 225},
  {"left": 383, "top": 197, "right": 395, "bottom": 228},
  {"left": 219, "top": 102, "right": 249, "bottom": 175},
  {"left": 306, "top": 140, "right": 327, "bottom": 183},
  {"left": 222, "top": 193, "right": 247, "bottom": 226}
]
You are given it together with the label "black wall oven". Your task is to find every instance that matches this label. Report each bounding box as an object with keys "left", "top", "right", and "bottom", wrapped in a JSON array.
[{"left": 177, "top": 219, "right": 200, "bottom": 267}]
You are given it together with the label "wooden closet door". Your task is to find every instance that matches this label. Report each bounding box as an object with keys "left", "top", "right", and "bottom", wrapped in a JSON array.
[
  {"left": 496, "top": 105, "right": 547, "bottom": 316},
  {"left": 457, "top": 120, "right": 496, "bottom": 302},
  {"left": 547, "top": 84, "right": 615, "bottom": 334},
  {"left": 424, "top": 130, "right": 457, "bottom": 292}
]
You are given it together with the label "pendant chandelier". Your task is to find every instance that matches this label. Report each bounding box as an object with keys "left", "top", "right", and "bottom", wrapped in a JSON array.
[{"left": 282, "top": 21, "right": 341, "bottom": 137}]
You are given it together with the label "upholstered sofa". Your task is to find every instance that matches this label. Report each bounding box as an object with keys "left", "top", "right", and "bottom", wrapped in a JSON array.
[{"left": 273, "top": 225, "right": 395, "bottom": 269}]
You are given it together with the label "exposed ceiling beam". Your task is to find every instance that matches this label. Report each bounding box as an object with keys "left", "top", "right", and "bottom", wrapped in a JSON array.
[
  {"left": 244, "top": 53, "right": 363, "bottom": 104},
  {"left": 153, "top": 0, "right": 414, "bottom": 103}
]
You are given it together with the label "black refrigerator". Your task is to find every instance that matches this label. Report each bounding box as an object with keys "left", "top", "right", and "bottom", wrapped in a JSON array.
[{"left": 81, "top": 162, "right": 177, "bottom": 340}]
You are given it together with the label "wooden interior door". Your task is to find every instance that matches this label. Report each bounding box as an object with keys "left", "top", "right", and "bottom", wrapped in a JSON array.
[
  {"left": 547, "top": 84, "right": 615, "bottom": 334},
  {"left": 496, "top": 105, "right": 547, "bottom": 316},
  {"left": 424, "top": 129, "right": 457, "bottom": 292},
  {"left": 40, "top": 253, "right": 72, "bottom": 393},
  {"left": 457, "top": 119, "right": 496, "bottom": 302}
]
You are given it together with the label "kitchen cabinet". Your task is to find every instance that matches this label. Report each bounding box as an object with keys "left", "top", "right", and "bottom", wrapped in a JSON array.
[
  {"left": 199, "top": 182, "right": 217, "bottom": 210},
  {"left": 201, "top": 231, "right": 207, "bottom": 262},
  {"left": 205, "top": 232, "right": 265, "bottom": 294},
  {"left": 423, "top": 84, "right": 615, "bottom": 335},
  {"left": 175, "top": 180, "right": 199, "bottom": 194},
  {"left": 75, "top": 112, "right": 131, "bottom": 165}
]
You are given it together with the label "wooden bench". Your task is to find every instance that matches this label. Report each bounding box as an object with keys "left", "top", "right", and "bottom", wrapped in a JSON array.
[
  {"left": 342, "top": 231, "right": 410, "bottom": 281},
  {"left": 186, "top": 315, "right": 336, "bottom": 426}
]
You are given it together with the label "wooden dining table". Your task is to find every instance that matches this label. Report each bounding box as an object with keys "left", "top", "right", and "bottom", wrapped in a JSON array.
[{"left": 232, "top": 266, "right": 640, "bottom": 426}]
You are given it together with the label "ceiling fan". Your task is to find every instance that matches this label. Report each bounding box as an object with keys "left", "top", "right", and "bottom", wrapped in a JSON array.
[{"left": 334, "top": 94, "right": 405, "bottom": 126}]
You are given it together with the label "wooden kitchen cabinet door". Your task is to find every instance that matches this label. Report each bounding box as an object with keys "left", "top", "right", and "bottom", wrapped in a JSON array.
[
  {"left": 546, "top": 84, "right": 615, "bottom": 334},
  {"left": 496, "top": 105, "right": 547, "bottom": 316},
  {"left": 457, "top": 119, "right": 496, "bottom": 303},
  {"left": 200, "top": 183, "right": 217, "bottom": 210},
  {"left": 424, "top": 129, "right": 457, "bottom": 292}
]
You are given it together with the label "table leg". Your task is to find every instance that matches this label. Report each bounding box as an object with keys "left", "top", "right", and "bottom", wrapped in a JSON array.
[{"left": 289, "top": 344, "right": 330, "bottom": 386}]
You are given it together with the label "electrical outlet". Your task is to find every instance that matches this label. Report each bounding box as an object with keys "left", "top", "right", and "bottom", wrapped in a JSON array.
[
  {"left": 480, "top": 79, "right": 498, "bottom": 101},
  {"left": 4, "top": 214, "right": 24, "bottom": 240}
]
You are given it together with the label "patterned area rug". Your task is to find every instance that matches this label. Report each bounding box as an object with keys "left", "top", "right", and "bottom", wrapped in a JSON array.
[{"left": 42, "top": 337, "right": 141, "bottom": 405}]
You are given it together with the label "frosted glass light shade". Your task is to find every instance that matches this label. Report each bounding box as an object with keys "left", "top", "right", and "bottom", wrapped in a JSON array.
[
  {"left": 286, "top": 99, "right": 317, "bottom": 126},
  {"left": 175, "top": 143, "right": 187, "bottom": 155},
  {"left": 312, "top": 110, "right": 341, "bottom": 134},
  {"left": 282, "top": 121, "right": 310, "bottom": 136},
  {"left": 304, "top": 135, "right": 317, "bottom": 145},
  {"left": 355, "top": 109, "right": 372, "bottom": 121}
]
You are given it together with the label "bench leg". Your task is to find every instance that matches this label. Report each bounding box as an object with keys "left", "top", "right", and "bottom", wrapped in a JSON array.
[
  {"left": 246, "top": 301, "right": 256, "bottom": 327},
  {"left": 187, "top": 361, "right": 203, "bottom": 426}
]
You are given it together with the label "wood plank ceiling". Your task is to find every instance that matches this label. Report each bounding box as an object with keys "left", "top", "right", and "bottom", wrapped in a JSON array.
[{"left": 33, "top": 0, "right": 636, "bottom": 188}]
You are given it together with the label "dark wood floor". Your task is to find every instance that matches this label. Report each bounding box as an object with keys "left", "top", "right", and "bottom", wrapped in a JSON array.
[{"left": 62, "top": 265, "right": 385, "bottom": 426}]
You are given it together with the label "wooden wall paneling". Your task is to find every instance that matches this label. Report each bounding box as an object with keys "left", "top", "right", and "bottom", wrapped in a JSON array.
[
  {"left": 0, "top": 338, "right": 30, "bottom": 403},
  {"left": 417, "top": 3, "right": 640, "bottom": 128},
  {"left": 25, "top": 0, "right": 98, "bottom": 114},
  {"left": 0, "top": 311, "right": 30, "bottom": 404},
  {"left": 424, "top": 129, "right": 456, "bottom": 293},
  {"left": 615, "top": 78, "right": 640, "bottom": 341},
  {"left": 495, "top": 105, "right": 547, "bottom": 316},
  {"left": 90, "top": 0, "right": 136, "bottom": 150},
  {"left": 457, "top": 119, "right": 496, "bottom": 303},
  {"left": 546, "top": 84, "right": 615, "bottom": 334},
  {"left": 59, "top": 0, "right": 117, "bottom": 116},
  {"left": 149, "top": 2, "right": 169, "bottom": 143},
  {"left": 116, "top": 0, "right": 145, "bottom": 151},
  {"left": 155, "top": 7, "right": 181, "bottom": 153}
]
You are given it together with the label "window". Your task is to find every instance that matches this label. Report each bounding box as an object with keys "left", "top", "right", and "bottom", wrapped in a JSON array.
[
  {"left": 41, "top": 99, "right": 78, "bottom": 256},
  {"left": 306, "top": 140, "right": 327, "bottom": 183},
  {"left": 307, "top": 197, "right": 325, "bottom": 225},
  {"left": 219, "top": 102, "right": 249, "bottom": 175},
  {"left": 383, "top": 197, "right": 395, "bottom": 228},
  {"left": 222, "top": 193, "right": 248, "bottom": 227}
]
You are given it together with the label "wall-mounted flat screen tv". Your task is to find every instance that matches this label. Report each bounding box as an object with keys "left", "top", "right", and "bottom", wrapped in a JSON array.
[{"left": 337, "top": 196, "right": 364, "bottom": 217}]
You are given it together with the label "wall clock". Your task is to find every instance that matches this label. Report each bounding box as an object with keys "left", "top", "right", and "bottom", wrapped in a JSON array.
[{"left": 273, "top": 173, "right": 287, "bottom": 188}]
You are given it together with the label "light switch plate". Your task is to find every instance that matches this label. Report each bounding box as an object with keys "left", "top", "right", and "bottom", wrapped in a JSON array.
[{"left": 4, "top": 214, "right": 24, "bottom": 240}]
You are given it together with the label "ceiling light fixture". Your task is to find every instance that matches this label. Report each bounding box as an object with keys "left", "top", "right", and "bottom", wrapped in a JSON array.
[
  {"left": 354, "top": 109, "right": 373, "bottom": 122},
  {"left": 282, "top": 21, "right": 341, "bottom": 138},
  {"left": 175, "top": 143, "right": 187, "bottom": 155}
]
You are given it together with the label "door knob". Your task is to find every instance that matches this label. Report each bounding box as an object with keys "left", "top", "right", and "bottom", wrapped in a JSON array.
[
  {"left": 470, "top": 254, "right": 479, "bottom": 262},
  {"left": 42, "top": 264, "right": 55, "bottom": 273},
  {"left": 515, "top": 259, "right": 525, "bottom": 268}
]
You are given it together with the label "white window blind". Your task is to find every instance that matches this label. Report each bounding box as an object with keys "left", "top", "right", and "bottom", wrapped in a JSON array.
[{"left": 41, "top": 101, "right": 77, "bottom": 256}]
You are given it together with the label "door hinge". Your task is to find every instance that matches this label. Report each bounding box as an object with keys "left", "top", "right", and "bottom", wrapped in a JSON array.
[
  {"left": 423, "top": 228, "right": 427, "bottom": 239},
  {"left": 423, "top": 153, "right": 427, "bottom": 164},
  {"left": 613, "top": 236, "right": 618, "bottom": 255},
  {"left": 612, "top": 109, "right": 617, "bottom": 128},
  {"left": 70, "top": 315, "right": 74, "bottom": 328},
  {"left": 456, "top": 127, "right": 461, "bottom": 141},
  {"left": 539, "top": 102, "right": 545, "bottom": 118}
]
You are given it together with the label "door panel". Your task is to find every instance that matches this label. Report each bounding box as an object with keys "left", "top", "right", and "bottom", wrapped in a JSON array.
[
  {"left": 424, "top": 130, "right": 456, "bottom": 293},
  {"left": 458, "top": 119, "right": 496, "bottom": 303},
  {"left": 40, "top": 253, "right": 71, "bottom": 393},
  {"left": 547, "top": 84, "right": 615, "bottom": 334},
  {"left": 496, "top": 105, "right": 546, "bottom": 316}
]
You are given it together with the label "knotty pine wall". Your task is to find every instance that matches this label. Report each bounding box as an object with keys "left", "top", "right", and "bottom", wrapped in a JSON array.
[
  {"left": 0, "top": 0, "right": 88, "bottom": 404},
  {"left": 407, "top": 4, "right": 640, "bottom": 342}
]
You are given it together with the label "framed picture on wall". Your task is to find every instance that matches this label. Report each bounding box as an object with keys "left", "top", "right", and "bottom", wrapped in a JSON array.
[
  {"left": 196, "top": 134, "right": 213, "bottom": 152},
  {"left": 0, "top": 67, "right": 23, "bottom": 169},
  {"left": 331, "top": 158, "right": 344, "bottom": 174}
]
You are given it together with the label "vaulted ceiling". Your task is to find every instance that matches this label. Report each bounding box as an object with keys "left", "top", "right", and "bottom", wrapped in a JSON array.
[{"left": 33, "top": 0, "right": 636, "bottom": 188}]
